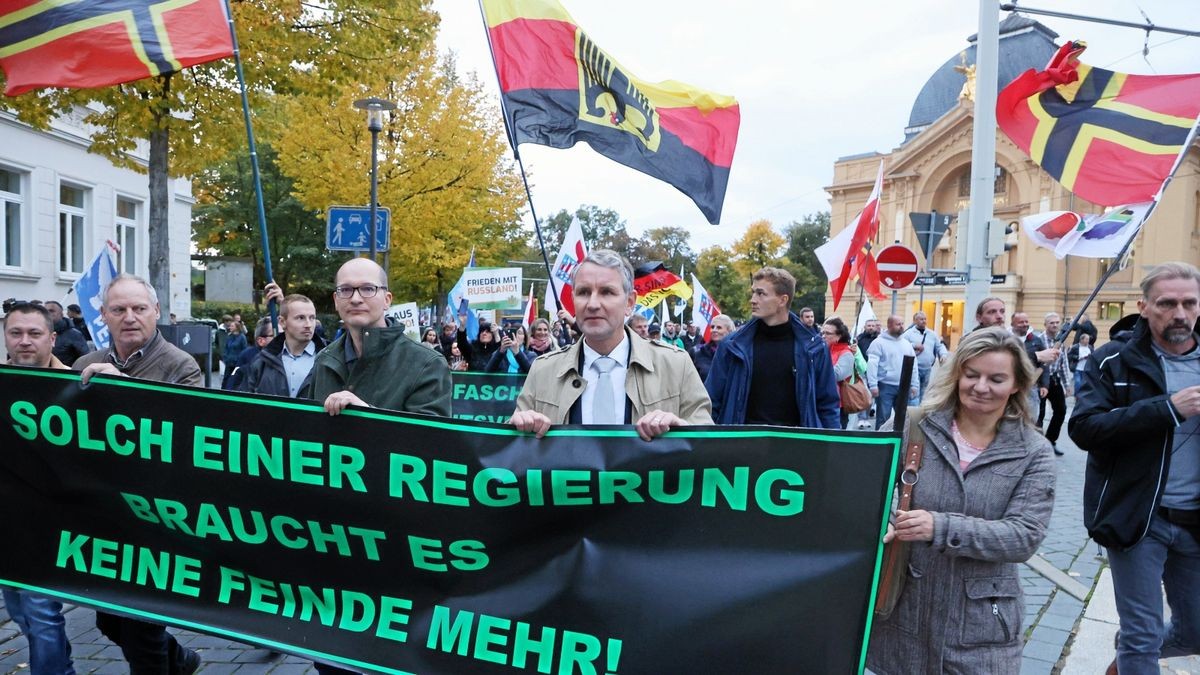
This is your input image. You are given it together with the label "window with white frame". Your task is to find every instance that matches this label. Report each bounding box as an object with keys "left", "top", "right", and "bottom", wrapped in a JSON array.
[
  {"left": 58, "top": 184, "right": 87, "bottom": 274},
  {"left": 0, "top": 167, "right": 23, "bottom": 268},
  {"left": 116, "top": 197, "right": 141, "bottom": 274}
]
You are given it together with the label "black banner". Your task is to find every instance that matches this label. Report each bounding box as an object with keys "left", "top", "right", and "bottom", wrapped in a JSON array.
[
  {"left": 0, "top": 366, "right": 899, "bottom": 674},
  {"left": 450, "top": 372, "right": 525, "bottom": 424}
]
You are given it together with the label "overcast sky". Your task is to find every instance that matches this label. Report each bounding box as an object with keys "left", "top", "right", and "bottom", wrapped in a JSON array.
[{"left": 431, "top": 1, "right": 1200, "bottom": 253}]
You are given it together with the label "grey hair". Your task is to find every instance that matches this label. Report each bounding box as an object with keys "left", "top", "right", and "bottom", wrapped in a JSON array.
[
  {"left": 101, "top": 273, "right": 159, "bottom": 308},
  {"left": 572, "top": 249, "right": 634, "bottom": 296},
  {"left": 1140, "top": 261, "right": 1200, "bottom": 298},
  {"left": 1044, "top": 312, "right": 1060, "bottom": 323},
  {"left": 254, "top": 316, "right": 274, "bottom": 340},
  {"left": 711, "top": 314, "right": 735, "bottom": 331}
]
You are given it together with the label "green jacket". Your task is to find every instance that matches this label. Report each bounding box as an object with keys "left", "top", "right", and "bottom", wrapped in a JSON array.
[{"left": 307, "top": 324, "right": 452, "bottom": 417}]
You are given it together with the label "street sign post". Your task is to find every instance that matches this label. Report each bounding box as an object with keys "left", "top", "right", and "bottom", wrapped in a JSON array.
[
  {"left": 327, "top": 206, "right": 390, "bottom": 252},
  {"left": 877, "top": 244, "right": 920, "bottom": 290}
]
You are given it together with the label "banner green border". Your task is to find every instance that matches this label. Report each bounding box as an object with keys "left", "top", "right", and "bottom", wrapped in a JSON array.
[{"left": 2, "top": 366, "right": 902, "bottom": 674}]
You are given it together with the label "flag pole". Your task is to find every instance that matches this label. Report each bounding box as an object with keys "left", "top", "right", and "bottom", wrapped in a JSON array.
[
  {"left": 222, "top": 0, "right": 277, "bottom": 331},
  {"left": 476, "top": 1, "right": 565, "bottom": 319}
]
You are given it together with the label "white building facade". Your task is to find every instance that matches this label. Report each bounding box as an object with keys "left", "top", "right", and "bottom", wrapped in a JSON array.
[{"left": 0, "top": 106, "right": 194, "bottom": 324}]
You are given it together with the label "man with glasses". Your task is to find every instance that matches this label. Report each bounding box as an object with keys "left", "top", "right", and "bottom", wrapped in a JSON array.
[
  {"left": 72, "top": 274, "right": 202, "bottom": 673},
  {"left": 3, "top": 301, "right": 75, "bottom": 675},
  {"left": 309, "top": 257, "right": 451, "bottom": 417},
  {"left": 306, "top": 258, "right": 451, "bottom": 674}
]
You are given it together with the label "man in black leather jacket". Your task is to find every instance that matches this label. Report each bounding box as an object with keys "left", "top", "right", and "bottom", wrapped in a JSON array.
[{"left": 1068, "top": 262, "right": 1200, "bottom": 674}]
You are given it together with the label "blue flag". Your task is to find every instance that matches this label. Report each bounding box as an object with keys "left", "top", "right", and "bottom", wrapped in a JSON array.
[
  {"left": 447, "top": 249, "right": 480, "bottom": 341},
  {"left": 71, "top": 244, "right": 118, "bottom": 350}
]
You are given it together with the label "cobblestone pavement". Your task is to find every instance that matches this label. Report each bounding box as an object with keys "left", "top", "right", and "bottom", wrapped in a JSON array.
[
  {"left": 3, "top": 400, "right": 1198, "bottom": 673},
  {"left": 1019, "top": 402, "right": 1199, "bottom": 675}
]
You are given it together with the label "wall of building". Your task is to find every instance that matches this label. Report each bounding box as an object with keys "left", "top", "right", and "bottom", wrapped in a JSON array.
[
  {"left": 826, "top": 104, "right": 1200, "bottom": 348},
  {"left": 0, "top": 108, "right": 194, "bottom": 333}
]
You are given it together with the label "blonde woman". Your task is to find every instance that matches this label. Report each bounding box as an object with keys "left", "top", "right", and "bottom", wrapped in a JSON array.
[{"left": 869, "top": 327, "right": 1056, "bottom": 674}]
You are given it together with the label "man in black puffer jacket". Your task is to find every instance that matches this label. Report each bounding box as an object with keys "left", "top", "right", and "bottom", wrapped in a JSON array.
[
  {"left": 1068, "top": 262, "right": 1200, "bottom": 674},
  {"left": 241, "top": 289, "right": 326, "bottom": 397}
]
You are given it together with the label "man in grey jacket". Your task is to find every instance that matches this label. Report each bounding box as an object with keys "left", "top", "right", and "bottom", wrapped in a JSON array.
[{"left": 866, "top": 315, "right": 918, "bottom": 429}]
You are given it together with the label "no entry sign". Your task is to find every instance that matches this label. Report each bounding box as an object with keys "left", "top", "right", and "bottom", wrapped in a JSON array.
[{"left": 876, "top": 244, "right": 919, "bottom": 290}]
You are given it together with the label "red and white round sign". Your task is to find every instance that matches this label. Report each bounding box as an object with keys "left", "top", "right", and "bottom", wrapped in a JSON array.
[{"left": 876, "top": 244, "right": 920, "bottom": 290}]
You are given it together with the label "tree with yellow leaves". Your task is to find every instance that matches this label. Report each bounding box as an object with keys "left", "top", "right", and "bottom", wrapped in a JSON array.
[
  {"left": 1, "top": 0, "right": 436, "bottom": 307},
  {"left": 272, "top": 47, "right": 527, "bottom": 307}
]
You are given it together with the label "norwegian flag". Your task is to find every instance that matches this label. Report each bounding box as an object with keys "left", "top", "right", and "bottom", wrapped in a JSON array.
[{"left": 544, "top": 217, "right": 588, "bottom": 319}]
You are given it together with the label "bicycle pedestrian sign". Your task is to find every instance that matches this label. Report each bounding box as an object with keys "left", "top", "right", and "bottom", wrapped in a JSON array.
[{"left": 326, "top": 206, "right": 390, "bottom": 251}]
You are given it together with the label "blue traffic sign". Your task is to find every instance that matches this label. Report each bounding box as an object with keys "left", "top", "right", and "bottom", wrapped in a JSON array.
[{"left": 327, "top": 206, "right": 390, "bottom": 251}]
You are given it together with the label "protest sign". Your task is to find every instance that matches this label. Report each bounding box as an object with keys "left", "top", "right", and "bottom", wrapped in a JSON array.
[
  {"left": 0, "top": 366, "right": 898, "bottom": 674},
  {"left": 456, "top": 267, "right": 523, "bottom": 310},
  {"left": 386, "top": 302, "right": 420, "bottom": 338},
  {"left": 450, "top": 372, "right": 525, "bottom": 424}
]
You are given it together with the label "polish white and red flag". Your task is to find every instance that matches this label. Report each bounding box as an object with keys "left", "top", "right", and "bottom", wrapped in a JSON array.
[
  {"left": 815, "top": 160, "right": 887, "bottom": 309},
  {"left": 545, "top": 217, "right": 589, "bottom": 319}
]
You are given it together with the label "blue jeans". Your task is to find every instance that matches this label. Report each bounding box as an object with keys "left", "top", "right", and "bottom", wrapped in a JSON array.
[
  {"left": 916, "top": 367, "right": 932, "bottom": 403},
  {"left": 1073, "top": 370, "right": 1084, "bottom": 394},
  {"left": 1, "top": 589, "right": 75, "bottom": 675},
  {"left": 1107, "top": 513, "right": 1200, "bottom": 674},
  {"left": 875, "top": 383, "right": 899, "bottom": 429}
]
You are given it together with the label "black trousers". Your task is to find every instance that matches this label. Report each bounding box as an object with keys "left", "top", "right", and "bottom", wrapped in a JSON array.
[
  {"left": 96, "top": 611, "right": 191, "bottom": 674},
  {"left": 1037, "top": 378, "right": 1067, "bottom": 443}
]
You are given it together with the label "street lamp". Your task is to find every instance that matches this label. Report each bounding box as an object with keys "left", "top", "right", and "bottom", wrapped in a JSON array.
[{"left": 353, "top": 97, "right": 397, "bottom": 261}]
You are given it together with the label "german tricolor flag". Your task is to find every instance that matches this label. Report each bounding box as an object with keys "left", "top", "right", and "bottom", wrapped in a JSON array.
[
  {"left": 0, "top": 0, "right": 234, "bottom": 96},
  {"left": 481, "top": 0, "right": 740, "bottom": 224},
  {"left": 997, "top": 41, "right": 1200, "bottom": 207},
  {"left": 633, "top": 261, "right": 691, "bottom": 308}
]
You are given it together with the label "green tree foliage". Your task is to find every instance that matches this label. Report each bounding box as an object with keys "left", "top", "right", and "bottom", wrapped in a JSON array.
[
  {"left": 0, "top": 0, "right": 436, "bottom": 306},
  {"left": 192, "top": 146, "right": 343, "bottom": 312},
  {"left": 272, "top": 46, "right": 527, "bottom": 308},
  {"left": 643, "top": 226, "right": 697, "bottom": 275},
  {"left": 695, "top": 245, "right": 745, "bottom": 318},
  {"left": 786, "top": 211, "right": 832, "bottom": 319}
]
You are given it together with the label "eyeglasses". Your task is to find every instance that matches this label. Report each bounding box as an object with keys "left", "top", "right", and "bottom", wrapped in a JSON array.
[{"left": 334, "top": 284, "right": 387, "bottom": 299}]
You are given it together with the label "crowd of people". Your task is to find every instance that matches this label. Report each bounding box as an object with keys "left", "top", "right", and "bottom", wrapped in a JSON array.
[{"left": 3, "top": 254, "right": 1198, "bottom": 675}]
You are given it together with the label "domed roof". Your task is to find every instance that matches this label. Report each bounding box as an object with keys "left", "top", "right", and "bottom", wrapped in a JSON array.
[{"left": 904, "top": 15, "right": 1060, "bottom": 142}]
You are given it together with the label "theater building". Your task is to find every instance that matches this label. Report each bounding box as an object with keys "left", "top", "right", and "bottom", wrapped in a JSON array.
[{"left": 825, "top": 16, "right": 1200, "bottom": 347}]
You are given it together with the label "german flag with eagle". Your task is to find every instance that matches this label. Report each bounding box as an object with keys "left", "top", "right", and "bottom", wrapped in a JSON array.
[
  {"left": 481, "top": 0, "right": 740, "bottom": 224},
  {"left": 0, "top": 0, "right": 234, "bottom": 96},
  {"left": 997, "top": 41, "right": 1200, "bottom": 207}
]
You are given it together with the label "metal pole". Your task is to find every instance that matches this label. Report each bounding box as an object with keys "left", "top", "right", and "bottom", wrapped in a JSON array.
[
  {"left": 369, "top": 126, "right": 379, "bottom": 261},
  {"left": 1000, "top": 4, "right": 1200, "bottom": 38},
  {"left": 222, "top": 0, "right": 276, "bottom": 331},
  {"left": 965, "top": 0, "right": 1000, "bottom": 317},
  {"left": 890, "top": 290, "right": 898, "bottom": 317}
]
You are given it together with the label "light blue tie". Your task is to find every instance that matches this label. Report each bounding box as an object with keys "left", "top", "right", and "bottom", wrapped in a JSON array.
[{"left": 591, "top": 356, "right": 618, "bottom": 424}]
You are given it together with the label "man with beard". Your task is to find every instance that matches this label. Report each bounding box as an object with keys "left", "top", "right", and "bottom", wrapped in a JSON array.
[
  {"left": 865, "top": 315, "right": 919, "bottom": 429},
  {"left": 1070, "top": 262, "right": 1200, "bottom": 674}
]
